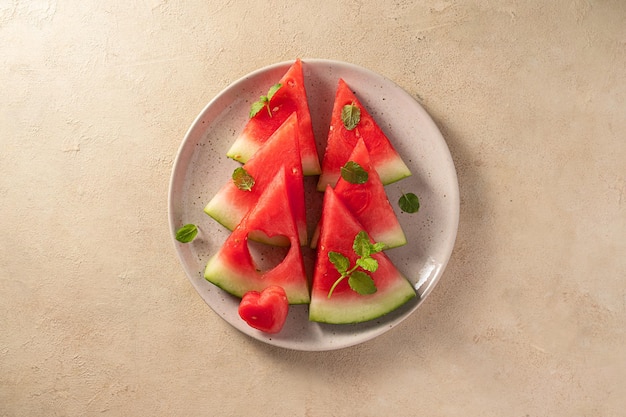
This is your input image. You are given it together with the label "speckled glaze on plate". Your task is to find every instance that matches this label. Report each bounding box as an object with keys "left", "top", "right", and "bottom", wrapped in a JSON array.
[{"left": 168, "top": 59, "right": 459, "bottom": 351}]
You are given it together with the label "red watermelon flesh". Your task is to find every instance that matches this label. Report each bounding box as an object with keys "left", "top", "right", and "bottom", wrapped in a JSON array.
[
  {"left": 204, "top": 167, "right": 310, "bottom": 304},
  {"left": 309, "top": 187, "right": 415, "bottom": 324},
  {"left": 204, "top": 112, "right": 307, "bottom": 246},
  {"left": 311, "top": 138, "right": 407, "bottom": 250},
  {"left": 238, "top": 286, "right": 290, "bottom": 333},
  {"left": 227, "top": 58, "right": 321, "bottom": 176},
  {"left": 317, "top": 78, "right": 411, "bottom": 191}
]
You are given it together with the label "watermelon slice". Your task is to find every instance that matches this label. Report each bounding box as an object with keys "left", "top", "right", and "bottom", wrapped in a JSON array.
[
  {"left": 227, "top": 58, "right": 321, "bottom": 176},
  {"left": 317, "top": 78, "right": 411, "bottom": 191},
  {"left": 204, "top": 112, "right": 307, "bottom": 246},
  {"left": 311, "top": 138, "right": 407, "bottom": 249},
  {"left": 309, "top": 187, "right": 416, "bottom": 324},
  {"left": 204, "top": 167, "right": 310, "bottom": 304}
]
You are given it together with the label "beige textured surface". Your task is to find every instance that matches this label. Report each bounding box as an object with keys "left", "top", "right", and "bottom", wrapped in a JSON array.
[{"left": 1, "top": 0, "right": 625, "bottom": 415}]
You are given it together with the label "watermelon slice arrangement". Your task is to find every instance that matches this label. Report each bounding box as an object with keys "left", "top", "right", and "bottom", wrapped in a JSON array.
[{"left": 201, "top": 59, "right": 418, "bottom": 333}]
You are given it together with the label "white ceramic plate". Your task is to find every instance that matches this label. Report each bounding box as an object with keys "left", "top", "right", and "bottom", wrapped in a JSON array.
[{"left": 168, "top": 59, "right": 459, "bottom": 351}]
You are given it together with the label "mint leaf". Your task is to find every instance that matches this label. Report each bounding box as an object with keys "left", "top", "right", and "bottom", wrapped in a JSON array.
[
  {"left": 232, "top": 167, "right": 255, "bottom": 191},
  {"left": 341, "top": 103, "right": 361, "bottom": 130},
  {"left": 348, "top": 271, "right": 377, "bottom": 295},
  {"left": 249, "top": 99, "right": 267, "bottom": 118},
  {"left": 249, "top": 84, "right": 282, "bottom": 118},
  {"left": 352, "top": 231, "right": 371, "bottom": 258},
  {"left": 399, "top": 192, "right": 420, "bottom": 213},
  {"left": 327, "top": 230, "right": 381, "bottom": 298},
  {"left": 371, "top": 242, "right": 386, "bottom": 254},
  {"left": 267, "top": 83, "right": 282, "bottom": 100},
  {"left": 340, "top": 161, "right": 368, "bottom": 184},
  {"left": 356, "top": 257, "right": 378, "bottom": 272},
  {"left": 328, "top": 251, "right": 349, "bottom": 274},
  {"left": 175, "top": 224, "right": 198, "bottom": 243}
]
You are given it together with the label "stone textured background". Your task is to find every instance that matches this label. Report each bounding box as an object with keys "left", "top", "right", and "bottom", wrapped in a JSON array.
[{"left": 1, "top": 0, "right": 625, "bottom": 416}]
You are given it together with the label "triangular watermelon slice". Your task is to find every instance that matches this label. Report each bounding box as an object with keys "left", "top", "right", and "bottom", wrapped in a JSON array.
[
  {"left": 311, "top": 138, "right": 407, "bottom": 249},
  {"left": 227, "top": 58, "right": 321, "bottom": 176},
  {"left": 204, "top": 112, "right": 307, "bottom": 246},
  {"left": 204, "top": 167, "right": 310, "bottom": 305},
  {"left": 309, "top": 187, "right": 416, "bottom": 324},
  {"left": 317, "top": 78, "right": 411, "bottom": 191}
]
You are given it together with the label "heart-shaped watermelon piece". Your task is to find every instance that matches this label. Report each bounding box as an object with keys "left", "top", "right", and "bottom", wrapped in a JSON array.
[{"left": 238, "top": 286, "right": 289, "bottom": 334}]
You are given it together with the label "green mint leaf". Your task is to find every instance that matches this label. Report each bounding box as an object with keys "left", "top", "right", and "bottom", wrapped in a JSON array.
[
  {"left": 352, "top": 231, "right": 371, "bottom": 258},
  {"left": 340, "top": 161, "right": 368, "bottom": 184},
  {"left": 328, "top": 251, "right": 349, "bottom": 274},
  {"left": 327, "top": 231, "right": 385, "bottom": 298},
  {"left": 249, "top": 98, "right": 267, "bottom": 118},
  {"left": 371, "top": 242, "right": 386, "bottom": 254},
  {"left": 348, "top": 271, "right": 377, "bottom": 295},
  {"left": 341, "top": 103, "right": 361, "bottom": 130},
  {"left": 175, "top": 224, "right": 198, "bottom": 243},
  {"left": 232, "top": 167, "right": 255, "bottom": 191},
  {"left": 249, "top": 84, "right": 282, "bottom": 118},
  {"left": 267, "top": 83, "right": 282, "bottom": 100},
  {"left": 399, "top": 192, "right": 420, "bottom": 213},
  {"left": 356, "top": 257, "right": 378, "bottom": 272}
]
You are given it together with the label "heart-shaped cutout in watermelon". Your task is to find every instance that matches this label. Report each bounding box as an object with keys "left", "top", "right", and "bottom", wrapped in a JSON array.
[{"left": 246, "top": 236, "right": 290, "bottom": 273}]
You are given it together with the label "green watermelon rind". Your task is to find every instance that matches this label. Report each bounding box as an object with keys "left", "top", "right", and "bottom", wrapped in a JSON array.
[
  {"left": 227, "top": 131, "right": 321, "bottom": 177},
  {"left": 203, "top": 192, "right": 243, "bottom": 232},
  {"left": 204, "top": 253, "right": 311, "bottom": 305},
  {"left": 308, "top": 276, "right": 416, "bottom": 324},
  {"left": 204, "top": 194, "right": 292, "bottom": 247},
  {"left": 375, "top": 157, "right": 412, "bottom": 185},
  {"left": 309, "top": 221, "right": 406, "bottom": 250},
  {"left": 225, "top": 136, "right": 256, "bottom": 164},
  {"left": 317, "top": 156, "right": 412, "bottom": 192},
  {"left": 370, "top": 227, "right": 407, "bottom": 249}
]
